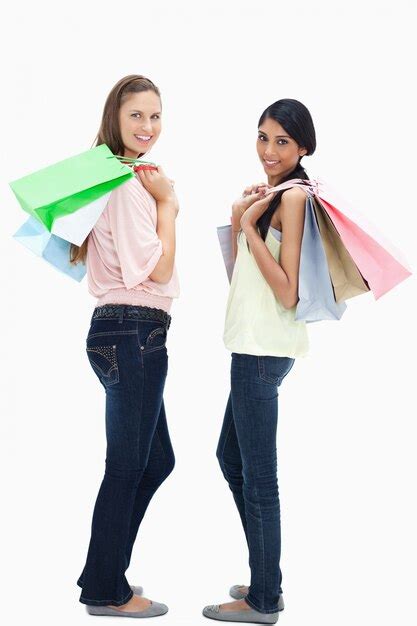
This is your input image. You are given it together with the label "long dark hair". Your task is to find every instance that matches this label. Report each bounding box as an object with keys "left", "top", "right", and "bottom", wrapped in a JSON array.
[{"left": 255, "top": 98, "right": 316, "bottom": 242}]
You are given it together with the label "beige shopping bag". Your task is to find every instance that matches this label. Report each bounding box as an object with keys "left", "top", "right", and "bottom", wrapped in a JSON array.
[{"left": 312, "top": 196, "right": 370, "bottom": 302}]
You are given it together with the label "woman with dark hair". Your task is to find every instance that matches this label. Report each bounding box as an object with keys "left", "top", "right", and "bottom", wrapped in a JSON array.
[
  {"left": 203, "top": 99, "right": 316, "bottom": 624},
  {"left": 73, "top": 75, "right": 179, "bottom": 618}
]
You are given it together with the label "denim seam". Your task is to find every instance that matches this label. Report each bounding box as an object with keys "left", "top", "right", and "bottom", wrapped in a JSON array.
[
  {"left": 259, "top": 490, "right": 266, "bottom": 609},
  {"left": 218, "top": 408, "right": 235, "bottom": 471},
  {"left": 242, "top": 378, "right": 268, "bottom": 613},
  {"left": 80, "top": 588, "right": 134, "bottom": 606},
  {"left": 87, "top": 330, "right": 137, "bottom": 339},
  {"left": 154, "top": 424, "right": 169, "bottom": 475},
  {"left": 141, "top": 345, "right": 167, "bottom": 355},
  {"left": 89, "top": 361, "right": 119, "bottom": 382},
  {"left": 254, "top": 484, "right": 267, "bottom": 610},
  {"left": 244, "top": 593, "right": 278, "bottom": 614},
  {"left": 136, "top": 355, "right": 145, "bottom": 458},
  {"left": 258, "top": 356, "right": 279, "bottom": 385}
]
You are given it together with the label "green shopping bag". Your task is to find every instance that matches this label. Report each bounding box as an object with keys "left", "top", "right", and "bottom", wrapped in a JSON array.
[{"left": 9, "top": 144, "right": 134, "bottom": 231}]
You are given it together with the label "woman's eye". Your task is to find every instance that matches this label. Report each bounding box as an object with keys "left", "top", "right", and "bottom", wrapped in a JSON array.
[
  {"left": 257, "top": 136, "right": 287, "bottom": 144},
  {"left": 131, "top": 113, "right": 160, "bottom": 120}
]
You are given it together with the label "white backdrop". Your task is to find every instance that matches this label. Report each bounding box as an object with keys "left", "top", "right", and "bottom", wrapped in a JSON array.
[{"left": 1, "top": 1, "right": 416, "bottom": 625}]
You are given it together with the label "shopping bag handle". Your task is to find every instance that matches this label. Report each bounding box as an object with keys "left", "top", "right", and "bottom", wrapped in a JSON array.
[
  {"left": 106, "top": 155, "right": 157, "bottom": 166},
  {"left": 265, "top": 178, "right": 325, "bottom": 197}
]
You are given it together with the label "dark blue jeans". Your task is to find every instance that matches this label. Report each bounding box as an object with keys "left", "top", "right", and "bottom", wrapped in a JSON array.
[
  {"left": 76, "top": 305, "right": 175, "bottom": 606},
  {"left": 216, "top": 352, "right": 295, "bottom": 614}
]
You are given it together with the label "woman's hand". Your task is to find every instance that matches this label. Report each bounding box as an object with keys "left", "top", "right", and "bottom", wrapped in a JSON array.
[
  {"left": 136, "top": 165, "right": 176, "bottom": 204},
  {"left": 240, "top": 192, "right": 276, "bottom": 233},
  {"left": 232, "top": 182, "right": 271, "bottom": 231}
]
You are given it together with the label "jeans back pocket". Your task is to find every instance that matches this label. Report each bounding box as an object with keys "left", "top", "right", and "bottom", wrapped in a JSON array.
[
  {"left": 258, "top": 355, "right": 295, "bottom": 385},
  {"left": 86, "top": 344, "right": 119, "bottom": 386}
]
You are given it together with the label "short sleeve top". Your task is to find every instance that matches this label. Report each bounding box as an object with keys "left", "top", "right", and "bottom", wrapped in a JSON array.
[{"left": 86, "top": 175, "right": 180, "bottom": 307}]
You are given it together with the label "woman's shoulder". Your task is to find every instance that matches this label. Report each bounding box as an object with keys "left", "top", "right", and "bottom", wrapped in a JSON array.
[
  {"left": 114, "top": 172, "right": 146, "bottom": 194},
  {"left": 109, "top": 173, "right": 155, "bottom": 208},
  {"left": 277, "top": 186, "right": 307, "bottom": 232},
  {"left": 275, "top": 186, "right": 308, "bottom": 217},
  {"left": 280, "top": 185, "right": 308, "bottom": 203}
]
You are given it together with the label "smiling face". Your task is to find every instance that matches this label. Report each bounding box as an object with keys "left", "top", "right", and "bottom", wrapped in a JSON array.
[
  {"left": 257, "top": 117, "right": 307, "bottom": 185},
  {"left": 118, "top": 90, "right": 162, "bottom": 159}
]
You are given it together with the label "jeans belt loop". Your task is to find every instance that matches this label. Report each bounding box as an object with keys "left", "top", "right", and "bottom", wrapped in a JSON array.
[{"left": 118, "top": 305, "right": 125, "bottom": 324}]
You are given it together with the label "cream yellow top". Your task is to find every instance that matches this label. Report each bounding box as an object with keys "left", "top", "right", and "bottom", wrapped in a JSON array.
[{"left": 223, "top": 227, "right": 309, "bottom": 358}]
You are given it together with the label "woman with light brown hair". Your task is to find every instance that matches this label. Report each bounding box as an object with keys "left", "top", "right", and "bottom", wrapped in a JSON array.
[{"left": 73, "top": 75, "right": 179, "bottom": 618}]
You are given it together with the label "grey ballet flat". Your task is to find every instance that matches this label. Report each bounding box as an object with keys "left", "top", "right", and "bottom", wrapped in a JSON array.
[
  {"left": 202, "top": 604, "right": 278, "bottom": 624},
  {"left": 130, "top": 585, "right": 144, "bottom": 596},
  {"left": 86, "top": 600, "right": 168, "bottom": 618},
  {"left": 229, "top": 586, "right": 284, "bottom": 611}
]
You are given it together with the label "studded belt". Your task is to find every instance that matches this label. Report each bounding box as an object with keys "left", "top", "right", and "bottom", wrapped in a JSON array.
[{"left": 92, "top": 304, "right": 171, "bottom": 329}]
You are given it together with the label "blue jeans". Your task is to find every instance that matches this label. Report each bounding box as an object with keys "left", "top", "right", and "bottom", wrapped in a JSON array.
[
  {"left": 76, "top": 305, "right": 175, "bottom": 606},
  {"left": 216, "top": 352, "right": 295, "bottom": 614}
]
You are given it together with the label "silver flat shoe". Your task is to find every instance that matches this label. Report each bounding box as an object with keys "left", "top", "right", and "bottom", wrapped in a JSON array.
[
  {"left": 202, "top": 604, "right": 278, "bottom": 624},
  {"left": 86, "top": 600, "right": 168, "bottom": 618},
  {"left": 130, "top": 585, "right": 144, "bottom": 596},
  {"left": 229, "top": 586, "right": 284, "bottom": 611}
]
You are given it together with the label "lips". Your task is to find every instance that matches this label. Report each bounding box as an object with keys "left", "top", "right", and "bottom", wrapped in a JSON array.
[
  {"left": 264, "top": 159, "right": 280, "bottom": 167},
  {"left": 134, "top": 135, "right": 152, "bottom": 142}
]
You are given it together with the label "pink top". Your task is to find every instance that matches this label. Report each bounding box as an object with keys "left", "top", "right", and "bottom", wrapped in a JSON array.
[{"left": 86, "top": 175, "right": 180, "bottom": 313}]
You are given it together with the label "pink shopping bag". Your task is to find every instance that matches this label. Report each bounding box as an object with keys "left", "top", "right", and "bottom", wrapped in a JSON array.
[
  {"left": 265, "top": 178, "right": 412, "bottom": 299},
  {"left": 317, "top": 195, "right": 411, "bottom": 299}
]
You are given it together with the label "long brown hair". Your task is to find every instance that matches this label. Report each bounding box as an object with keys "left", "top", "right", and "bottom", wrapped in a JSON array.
[{"left": 69, "top": 74, "right": 161, "bottom": 265}]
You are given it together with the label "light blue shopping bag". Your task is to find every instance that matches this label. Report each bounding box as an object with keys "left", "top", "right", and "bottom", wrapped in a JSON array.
[
  {"left": 216, "top": 224, "right": 235, "bottom": 283},
  {"left": 295, "top": 196, "right": 347, "bottom": 322},
  {"left": 13, "top": 216, "right": 86, "bottom": 282}
]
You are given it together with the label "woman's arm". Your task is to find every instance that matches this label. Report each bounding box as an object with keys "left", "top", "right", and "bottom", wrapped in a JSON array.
[
  {"left": 137, "top": 166, "right": 178, "bottom": 284},
  {"left": 231, "top": 182, "right": 271, "bottom": 262},
  {"left": 149, "top": 199, "right": 177, "bottom": 283},
  {"left": 231, "top": 208, "right": 243, "bottom": 262},
  {"left": 241, "top": 187, "right": 306, "bottom": 309},
  {"left": 231, "top": 227, "right": 240, "bottom": 262}
]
